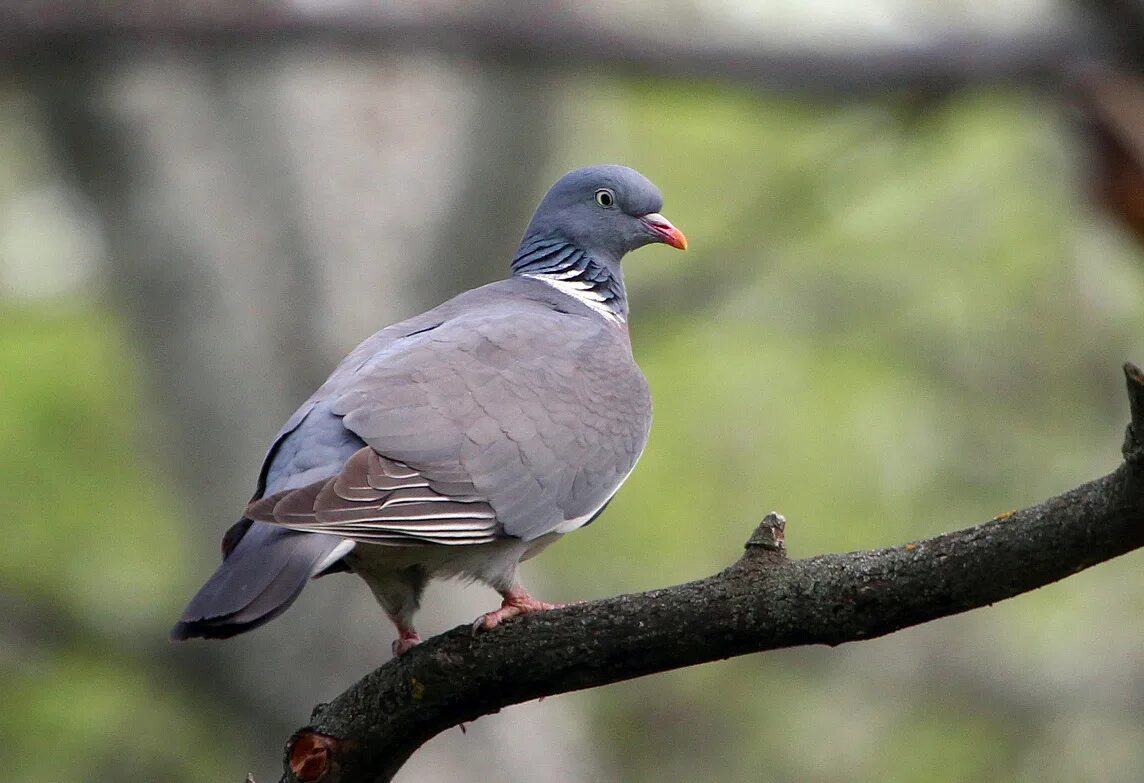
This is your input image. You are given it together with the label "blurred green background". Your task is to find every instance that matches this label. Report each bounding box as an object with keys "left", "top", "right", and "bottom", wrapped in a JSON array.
[{"left": 3, "top": 3, "right": 1144, "bottom": 781}]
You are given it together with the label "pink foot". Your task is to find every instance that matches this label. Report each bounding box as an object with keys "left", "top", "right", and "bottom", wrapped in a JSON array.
[
  {"left": 390, "top": 622, "right": 422, "bottom": 656},
  {"left": 474, "top": 587, "right": 563, "bottom": 631}
]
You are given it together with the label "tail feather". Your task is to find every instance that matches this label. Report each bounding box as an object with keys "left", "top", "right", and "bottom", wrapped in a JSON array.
[{"left": 171, "top": 522, "right": 349, "bottom": 641}]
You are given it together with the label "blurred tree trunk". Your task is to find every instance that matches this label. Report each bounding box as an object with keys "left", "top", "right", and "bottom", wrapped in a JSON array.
[{"left": 20, "top": 42, "right": 601, "bottom": 783}]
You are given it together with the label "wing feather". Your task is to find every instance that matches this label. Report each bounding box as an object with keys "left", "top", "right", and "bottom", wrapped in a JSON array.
[{"left": 247, "top": 447, "right": 499, "bottom": 546}]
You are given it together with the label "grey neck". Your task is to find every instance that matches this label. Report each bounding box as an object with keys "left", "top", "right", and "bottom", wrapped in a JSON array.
[{"left": 510, "top": 236, "right": 627, "bottom": 322}]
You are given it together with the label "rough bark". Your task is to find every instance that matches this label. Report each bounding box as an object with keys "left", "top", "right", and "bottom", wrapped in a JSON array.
[{"left": 275, "top": 363, "right": 1144, "bottom": 783}]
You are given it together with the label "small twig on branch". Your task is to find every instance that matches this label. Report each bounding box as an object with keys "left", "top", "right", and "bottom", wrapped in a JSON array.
[{"left": 278, "top": 364, "right": 1144, "bottom": 783}]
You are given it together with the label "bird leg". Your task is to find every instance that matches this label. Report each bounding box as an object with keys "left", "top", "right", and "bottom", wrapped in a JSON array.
[
  {"left": 388, "top": 614, "right": 422, "bottom": 656},
  {"left": 475, "top": 583, "right": 563, "bottom": 631}
]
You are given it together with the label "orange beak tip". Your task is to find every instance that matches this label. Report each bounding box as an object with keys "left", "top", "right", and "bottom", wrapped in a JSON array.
[{"left": 641, "top": 213, "right": 688, "bottom": 251}]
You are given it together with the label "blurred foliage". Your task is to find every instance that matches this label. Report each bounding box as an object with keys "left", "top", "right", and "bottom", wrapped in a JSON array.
[
  {"left": 0, "top": 304, "right": 235, "bottom": 782},
  {"left": 0, "top": 304, "right": 181, "bottom": 618},
  {"left": 3, "top": 77, "right": 1144, "bottom": 782}
]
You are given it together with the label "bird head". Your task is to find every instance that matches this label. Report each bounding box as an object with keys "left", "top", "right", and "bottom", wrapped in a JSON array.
[{"left": 520, "top": 165, "right": 687, "bottom": 263}]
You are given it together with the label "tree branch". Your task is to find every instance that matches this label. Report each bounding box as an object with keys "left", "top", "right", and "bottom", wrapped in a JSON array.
[{"left": 278, "top": 363, "right": 1144, "bottom": 783}]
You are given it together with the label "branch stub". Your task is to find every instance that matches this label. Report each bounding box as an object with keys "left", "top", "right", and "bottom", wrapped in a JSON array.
[
  {"left": 745, "top": 511, "right": 787, "bottom": 553},
  {"left": 287, "top": 730, "right": 342, "bottom": 783},
  {"left": 1122, "top": 362, "right": 1144, "bottom": 465}
]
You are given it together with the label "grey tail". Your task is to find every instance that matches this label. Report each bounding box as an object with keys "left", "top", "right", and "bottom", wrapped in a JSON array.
[{"left": 170, "top": 522, "right": 350, "bottom": 641}]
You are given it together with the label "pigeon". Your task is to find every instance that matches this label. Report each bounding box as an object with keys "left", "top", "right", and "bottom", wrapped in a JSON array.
[{"left": 171, "top": 165, "right": 687, "bottom": 655}]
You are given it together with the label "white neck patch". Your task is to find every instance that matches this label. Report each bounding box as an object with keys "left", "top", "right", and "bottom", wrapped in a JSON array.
[{"left": 523, "top": 273, "right": 625, "bottom": 323}]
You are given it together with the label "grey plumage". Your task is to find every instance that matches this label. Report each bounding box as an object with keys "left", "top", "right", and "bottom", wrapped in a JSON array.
[{"left": 171, "top": 165, "right": 686, "bottom": 651}]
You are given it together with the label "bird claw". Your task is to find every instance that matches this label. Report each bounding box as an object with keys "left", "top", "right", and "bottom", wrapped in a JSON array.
[
  {"left": 473, "top": 594, "right": 563, "bottom": 632},
  {"left": 391, "top": 631, "right": 422, "bottom": 656}
]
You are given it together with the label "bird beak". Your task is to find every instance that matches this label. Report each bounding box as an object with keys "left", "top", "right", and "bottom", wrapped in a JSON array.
[{"left": 640, "top": 213, "right": 688, "bottom": 250}]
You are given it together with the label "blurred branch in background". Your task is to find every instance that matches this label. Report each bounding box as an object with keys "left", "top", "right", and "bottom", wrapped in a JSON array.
[
  {"left": 1079, "top": 66, "right": 1144, "bottom": 243},
  {"left": 0, "top": 2, "right": 1100, "bottom": 95}
]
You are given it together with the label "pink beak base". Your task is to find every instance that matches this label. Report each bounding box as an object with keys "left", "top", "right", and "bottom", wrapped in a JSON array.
[{"left": 641, "top": 212, "right": 688, "bottom": 250}]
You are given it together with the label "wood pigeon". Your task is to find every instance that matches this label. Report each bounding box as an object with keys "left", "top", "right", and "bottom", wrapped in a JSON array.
[{"left": 171, "top": 165, "right": 687, "bottom": 655}]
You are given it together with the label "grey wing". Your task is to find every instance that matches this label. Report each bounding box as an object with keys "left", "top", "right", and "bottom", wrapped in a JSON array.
[
  {"left": 250, "top": 311, "right": 449, "bottom": 500},
  {"left": 253, "top": 305, "right": 650, "bottom": 544},
  {"left": 247, "top": 446, "right": 499, "bottom": 545}
]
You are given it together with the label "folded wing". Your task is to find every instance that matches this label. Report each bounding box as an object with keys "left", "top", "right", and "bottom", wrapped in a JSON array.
[{"left": 246, "top": 447, "right": 498, "bottom": 546}]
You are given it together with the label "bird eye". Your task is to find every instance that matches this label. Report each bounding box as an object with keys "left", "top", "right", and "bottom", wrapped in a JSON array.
[{"left": 594, "top": 189, "right": 615, "bottom": 208}]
